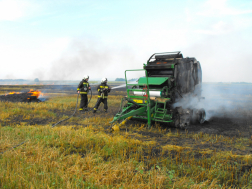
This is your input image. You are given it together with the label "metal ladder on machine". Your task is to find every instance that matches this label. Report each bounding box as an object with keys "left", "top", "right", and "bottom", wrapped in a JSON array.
[{"left": 153, "top": 101, "right": 167, "bottom": 121}]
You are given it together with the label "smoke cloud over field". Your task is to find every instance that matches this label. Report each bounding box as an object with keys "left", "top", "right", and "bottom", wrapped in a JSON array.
[{"left": 31, "top": 37, "right": 138, "bottom": 81}]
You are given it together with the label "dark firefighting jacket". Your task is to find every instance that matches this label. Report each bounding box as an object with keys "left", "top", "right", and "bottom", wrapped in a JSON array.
[
  {"left": 77, "top": 79, "right": 90, "bottom": 94},
  {"left": 97, "top": 83, "right": 111, "bottom": 98}
]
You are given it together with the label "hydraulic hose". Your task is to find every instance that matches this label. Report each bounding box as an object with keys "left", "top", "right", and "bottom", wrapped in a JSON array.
[
  {"left": 88, "top": 89, "right": 92, "bottom": 104},
  {"left": 52, "top": 89, "right": 92, "bottom": 128}
]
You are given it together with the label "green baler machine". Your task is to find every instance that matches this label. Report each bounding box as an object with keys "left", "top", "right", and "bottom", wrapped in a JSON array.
[{"left": 111, "top": 51, "right": 206, "bottom": 130}]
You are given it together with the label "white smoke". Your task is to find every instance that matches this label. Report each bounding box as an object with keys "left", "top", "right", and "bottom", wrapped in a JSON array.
[
  {"left": 173, "top": 83, "right": 252, "bottom": 120},
  {"left": 29, "top": 37, "right": 138, "bottom": 81}
]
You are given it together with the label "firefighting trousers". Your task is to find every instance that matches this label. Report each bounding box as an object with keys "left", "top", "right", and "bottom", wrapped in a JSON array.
[
  {"left": 80, "top": 94, "right": 88, "bottom": 109},
  {"left": 94, "top": 98, "right": 108, "bottom": 110}
]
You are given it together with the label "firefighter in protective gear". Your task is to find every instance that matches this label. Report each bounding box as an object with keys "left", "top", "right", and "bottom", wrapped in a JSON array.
[
  {"left": 77, "top": 75, "right": 91, "bottom": 111},
  {"left": 93, "top": 78, "right": 111, "bottom": 113}
]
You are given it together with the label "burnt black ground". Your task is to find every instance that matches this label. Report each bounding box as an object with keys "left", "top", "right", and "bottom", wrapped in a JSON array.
[
  {"left": 1, "top": 85, "right": 252, "bottom": 187},
  {"left": 0, "top": 92, "right": 41, "bottom": 102},
  {"left": 1, "top": 84, "right": 252, "bottom": 139},
  {"left": 0, "top": 84, "right": 125, "bottom": 95},
  {"left": 2, "top": 85, "right": 252, "bottom": 178},
  {"left": 0, "top": 84, "right": 124, "bottom": 102}
]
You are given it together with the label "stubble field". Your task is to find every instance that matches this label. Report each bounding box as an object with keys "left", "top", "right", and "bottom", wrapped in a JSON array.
[{"left": 0, "top": 84, "right": 252, "bottom": 188}]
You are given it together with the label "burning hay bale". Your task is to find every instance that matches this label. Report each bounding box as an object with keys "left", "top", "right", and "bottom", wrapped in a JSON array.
[{"left": 0, "top": 89, "right": 44, "bottom": 103}]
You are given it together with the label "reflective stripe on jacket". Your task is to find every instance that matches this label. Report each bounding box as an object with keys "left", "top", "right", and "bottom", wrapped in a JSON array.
[
  {"left": 97, "top": 83, "right": 110, "bottom": 98},
  {"left": 77, "top": 80, "right": 90, "bottom": 94}
]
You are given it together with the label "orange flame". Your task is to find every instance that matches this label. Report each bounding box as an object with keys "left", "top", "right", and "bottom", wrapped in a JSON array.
[
  {"left": 28, "top": 89, "right": 42, "bottom": 98},
  {"left": 5, "top": 91, "right": 21, "bottom": 96},
  {"left": 5, "top": 89, "right": 43, "bottom": 100}
]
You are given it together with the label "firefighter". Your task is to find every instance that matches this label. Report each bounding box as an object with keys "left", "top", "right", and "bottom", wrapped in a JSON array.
[
  {"left": 93, "top": 77, "right": 111, "bottom": 113},
  {"left": 77, "top": 75, "right": 91, "bottom": 111}
]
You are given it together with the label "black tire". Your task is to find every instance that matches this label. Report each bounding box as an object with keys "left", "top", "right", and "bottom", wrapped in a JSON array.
[
  {"left": 190, "top": 108, "right": 206, "bottom": 125},
  {"left": 172, "top": 111, "right": 180, "bottom": 128},
  {"left": 191, "top": 109, "right": 198, "bottom": 124},
  {"left": 198, "top": 109, "right": 206, "bottom": 124}
]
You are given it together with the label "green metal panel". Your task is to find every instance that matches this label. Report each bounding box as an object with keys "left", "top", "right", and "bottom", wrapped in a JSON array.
[
  {"left": 114, "top": 106, "right": 147, "bottom": 121},
  {"left": 138, "top": 77, "right": 169, "bottom": 85}
]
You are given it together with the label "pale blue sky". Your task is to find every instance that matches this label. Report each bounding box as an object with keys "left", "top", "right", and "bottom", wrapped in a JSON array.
[{"left": 0, "top": 0, "right": 252, "bottom": 82}]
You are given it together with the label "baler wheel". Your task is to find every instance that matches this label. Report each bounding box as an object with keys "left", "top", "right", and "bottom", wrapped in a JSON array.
[
  {"left": 191, "top": 109, "right": 198, "bottom": 124},
  {"left": 191, "top": 108, "right": 206, "bottom": 124},
  {"left": 173, "top": 112, "right": 180, "bottom": 128},
  {"left": 198, "top": 109, "right": 206, "bottom": 124}
]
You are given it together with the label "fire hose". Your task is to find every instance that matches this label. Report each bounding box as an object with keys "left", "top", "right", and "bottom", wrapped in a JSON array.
[
  {"left": 0, "top": 141, "right": 27, "bottom": 155},
  {"left": 1, "top": 86, "right": 114, "bottom": 155},
  {"left": 52, "top": 89, "right": 92, "bottom": 128},
  {"left": 0, "top": 90, "right": 92, "bottom": 155},
  {"left": 52, "top": 86, "right": 112, "bottom": 128},
  {"left": 1, "top": 85, "right": 114, "bottom": 154}
]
